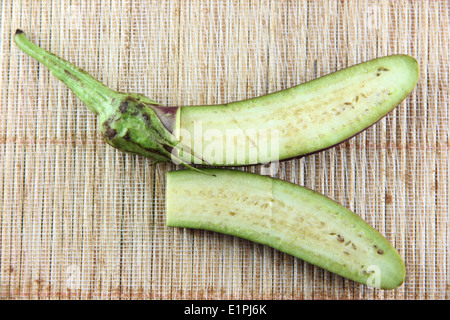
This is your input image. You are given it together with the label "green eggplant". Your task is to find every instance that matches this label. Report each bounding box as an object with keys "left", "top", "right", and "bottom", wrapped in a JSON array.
[
  {"left": 14, "top": 29, "right": 419, "bottom": 168},
  {"left": 167, "top": 169, "right": 405, "bottom": 289}
]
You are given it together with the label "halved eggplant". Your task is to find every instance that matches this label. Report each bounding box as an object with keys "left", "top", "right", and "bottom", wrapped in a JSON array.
[
  {"left": 175, "top": 55, "right": 419, "bottom": 165},
  {"left": 14, "top": 30, "right": 419, "bottom": 168},
  {"left": 166, "top": 169, "right": 405, "bottom": 289}
]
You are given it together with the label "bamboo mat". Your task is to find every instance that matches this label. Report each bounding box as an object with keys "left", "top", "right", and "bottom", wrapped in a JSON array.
[{"left": 0, "top": 0, "right": 449, "bottom": 300}]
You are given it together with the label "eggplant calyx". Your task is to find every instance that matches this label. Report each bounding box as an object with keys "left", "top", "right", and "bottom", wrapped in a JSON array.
[{"left": 14, "top": 29, "right": 212, "bottom": 174}]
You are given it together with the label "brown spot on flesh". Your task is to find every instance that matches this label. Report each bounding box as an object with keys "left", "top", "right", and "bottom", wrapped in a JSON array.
[{"left": 374, "top": 244, "right": 384, "bottom": 255}]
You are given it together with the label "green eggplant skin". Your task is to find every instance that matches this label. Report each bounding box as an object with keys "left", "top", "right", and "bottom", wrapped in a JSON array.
[
  {"left": 176, "top": 55, "right": 419, "bottom": 166},
  {"left": 167, "top": 169, "right": 406, "bottom": 290}
]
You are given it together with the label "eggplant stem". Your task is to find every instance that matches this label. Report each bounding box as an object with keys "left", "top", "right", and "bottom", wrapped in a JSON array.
[{"left": 14, "top": 29, "right": 118, "bottom": 116}]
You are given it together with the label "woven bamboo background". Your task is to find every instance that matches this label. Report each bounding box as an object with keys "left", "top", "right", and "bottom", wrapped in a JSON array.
[{"left": 0, "top": 0, "right": 449, "bottom": 300}]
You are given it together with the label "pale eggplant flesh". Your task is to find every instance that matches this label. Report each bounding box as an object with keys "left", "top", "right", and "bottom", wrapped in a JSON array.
[
  {"left": 166, "top": 169, "right": 406, "bottom": 290},
  {"left": 175, "top": 55, "right": 419, "bottom": 165}
]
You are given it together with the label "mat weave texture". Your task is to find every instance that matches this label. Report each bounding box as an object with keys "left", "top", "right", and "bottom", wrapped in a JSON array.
[{"left": 0, "top": 0, "right": 449, "bottom": 299}]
